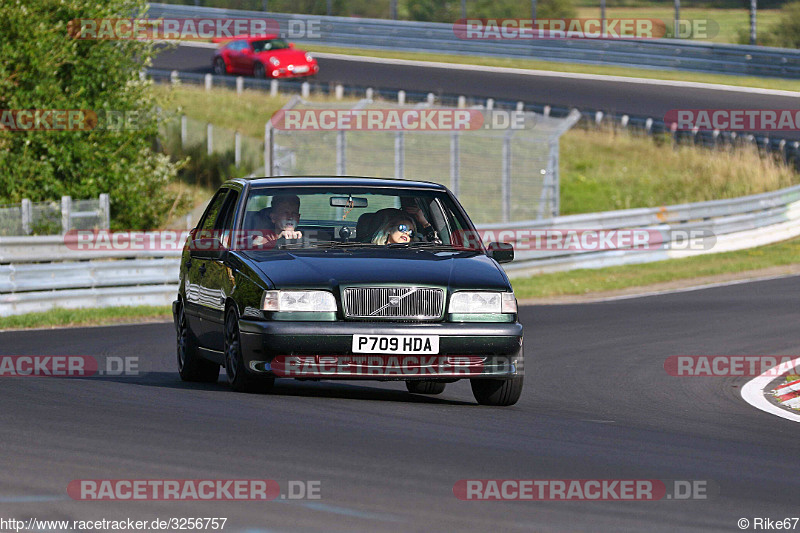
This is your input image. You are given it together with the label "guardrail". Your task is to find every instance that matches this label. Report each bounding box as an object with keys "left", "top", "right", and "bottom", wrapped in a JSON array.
[
  {"left": 2, "top": 184, "right": 799, "bottom": 315},
  {"left": 147, "top": 3, "right": 800, "bottom": 78}
]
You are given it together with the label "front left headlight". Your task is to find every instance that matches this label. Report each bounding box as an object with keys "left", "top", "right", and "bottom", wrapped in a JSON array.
[
  {"left": 448, "top": 291, "right": 517, "bottom": 314},
  {"left": 269, "top": 56, "right": 280, "bottom": 66},
  {"left": 305, "top": 53, "right": 314, "bottom": 62},
  {"left": 262, "top": 290, "right": 337, "bottom": 312}
]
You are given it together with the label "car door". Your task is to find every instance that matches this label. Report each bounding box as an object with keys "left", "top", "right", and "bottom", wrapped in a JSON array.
[
  {"left": 198, "top": 187, "right": 242, "bottom": 352},
  {"left": 184, "top": 188, "right": 229, "bottom": 350}
]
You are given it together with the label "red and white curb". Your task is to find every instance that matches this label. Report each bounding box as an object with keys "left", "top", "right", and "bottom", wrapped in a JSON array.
[{"left": 741, "top": 357, "right": 800, "bottom": 423}]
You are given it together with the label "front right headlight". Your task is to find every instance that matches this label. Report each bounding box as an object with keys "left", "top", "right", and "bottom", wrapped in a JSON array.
[{"left": 262, "top": 290, "right": 337, "bottom": 312}]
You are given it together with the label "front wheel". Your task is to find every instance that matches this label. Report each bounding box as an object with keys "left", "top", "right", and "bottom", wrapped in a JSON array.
[
  {"left": 224, "top": 307, "right": 273, "bottom": 393},
  {"left": 470, "top": 376, "right": 523, "bottom": 406},
  {"left": 213, "top": 58, "right": 227, "bottom": 75},
  {"left": 176, "top": 301, "right": 220, "bottom": 383},
  {"left": 406, "top": 381, "right": 446, "bottom": 395}
]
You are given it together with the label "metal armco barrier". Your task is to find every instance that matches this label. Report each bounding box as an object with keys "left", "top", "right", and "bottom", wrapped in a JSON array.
[
  {"left": 147, "top": 3, "right": 800, "bottom": 78},
  {"left": 2, "top": 184, "right": 799, "bottom": 315}
]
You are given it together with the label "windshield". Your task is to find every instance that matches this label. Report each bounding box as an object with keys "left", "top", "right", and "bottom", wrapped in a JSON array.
[
  {"left": 251, "top": 39, "right": 290, "bottom": 52},
  {"left": 237, "top": 186, "right": 481, "bottom": 252}
]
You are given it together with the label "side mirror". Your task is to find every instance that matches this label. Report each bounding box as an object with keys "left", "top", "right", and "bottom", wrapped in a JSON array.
[
  {"left": 289, "top": 43, "right": 295, "bottom": 48},
  {"left": 189, "top": 237, "right": 227, "bottom": 260},
  {"left": 242, "top": 47, "right": 253, "bottom": 55},
  {"left": 487, "top": 242, "right": 514, "bottom": 264}
]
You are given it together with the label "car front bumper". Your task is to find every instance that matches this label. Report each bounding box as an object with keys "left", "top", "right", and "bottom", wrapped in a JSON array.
[{"left": 238, "top": 319, "right": 524, "bottom": 380}]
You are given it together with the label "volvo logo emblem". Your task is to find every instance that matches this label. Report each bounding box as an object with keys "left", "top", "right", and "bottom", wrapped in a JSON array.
[{"left": 388, "top": 296, "right": 401, "bottom": 307}]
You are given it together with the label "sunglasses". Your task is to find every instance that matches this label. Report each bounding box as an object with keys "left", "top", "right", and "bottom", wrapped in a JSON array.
[{"left": 394, "top": 224, "right": 414, "bottom": 235}]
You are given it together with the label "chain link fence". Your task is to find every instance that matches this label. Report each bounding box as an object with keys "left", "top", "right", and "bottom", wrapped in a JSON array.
[{"left": 266, "top": 97, "right": 579, "bottom": 223}]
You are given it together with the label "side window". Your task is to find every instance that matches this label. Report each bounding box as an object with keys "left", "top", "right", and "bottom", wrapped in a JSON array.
[
  {"left": 216, "top": 190, "right": 240, "bottom": 231},
  {"left": 197, "top": 190, "right": 229, "bottom": 232}
]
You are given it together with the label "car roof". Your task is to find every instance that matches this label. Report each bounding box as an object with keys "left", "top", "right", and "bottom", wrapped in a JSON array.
[{"left": 230, "top": 176, "right": 448, "bottom": 191}]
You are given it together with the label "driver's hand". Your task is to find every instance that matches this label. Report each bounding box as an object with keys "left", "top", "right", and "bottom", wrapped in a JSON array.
[
  {"left": 279, "top": 229, "right": 303, "bottom": 240},
  {"left": 404, "top": 206, "right": 428, "bottom": 226}
]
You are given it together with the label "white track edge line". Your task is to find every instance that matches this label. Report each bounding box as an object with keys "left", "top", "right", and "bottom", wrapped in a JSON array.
[{"left": 741, "top": 356, "right": 800, "bottom": 423}]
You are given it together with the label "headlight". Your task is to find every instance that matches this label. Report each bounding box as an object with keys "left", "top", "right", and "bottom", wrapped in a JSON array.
[
  {"left": 269, "top": 57, "right": 280, "bottom": 66},
  {"left": 262, "top": 290, "right": 337, "bottom": 312},
  {"left": 448, "top": 291, "right": 517, "bottom": 314},
  {"left": 305, "top": 53, "right": 314, "bottom": 62}
]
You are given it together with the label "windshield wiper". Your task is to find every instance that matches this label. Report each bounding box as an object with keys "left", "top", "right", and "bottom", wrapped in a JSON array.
[
  {"left": 387, "top": 241, "right": 474, "bottom": 251},
  {"left": 278, "top": 240, "right": 382, "bottom": 250}
]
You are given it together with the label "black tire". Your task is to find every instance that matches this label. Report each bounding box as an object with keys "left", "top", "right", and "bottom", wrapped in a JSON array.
[
  {"left": 213, "top": 57, "right": 227, "bottom": 76},
  {"left": 253, "top": 62, "right": 266, "bottom": 79},
  {"left": 406, "top": 380, "right": 446, "bottom": 395},
  {"left": 470, "top": 376, "right": 523, "bottom": 406},
  {"left": 176, "top": 300, "right": 220, "bottom": 383},
  {"left": 224, "top": 307, "right": 273, "bottom": 393}
]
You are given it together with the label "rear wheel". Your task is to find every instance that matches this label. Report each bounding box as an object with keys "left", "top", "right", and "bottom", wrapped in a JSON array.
[
  {"left": 470, "top": 376, "right": 523, "bottom": 406},
  {"left": 176, "top": 300, "right": 220, "bottom": 383},
  {"left": 213, "top": 58, "right": 227, "bottom": 75},
  {"left": 224, "top": 307, "right": 273, "bottom": 393},
  {"left": 253, "top": 62, "right": 266, "bottom": 79},
  {"left": 406, "top": 381, "right": 446, "bottom": 395}
]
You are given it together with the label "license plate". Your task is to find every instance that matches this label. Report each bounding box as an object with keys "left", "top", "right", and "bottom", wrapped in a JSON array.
[
  {"left": 293, "top": 65, "right": 309, "bottom": 73},
  {"left": 352, "top": 335, "right": 439, "bottom": 354}
]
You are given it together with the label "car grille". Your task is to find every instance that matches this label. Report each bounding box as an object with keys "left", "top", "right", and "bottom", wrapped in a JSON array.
[{"left": 342, "top": 287, "right": 444, "bottom": 320}]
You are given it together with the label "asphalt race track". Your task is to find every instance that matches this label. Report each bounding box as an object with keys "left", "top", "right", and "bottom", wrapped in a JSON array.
[
  {"left": 153, "top": 44, "right": 800, "bottom": 141},
  {"left": 1, "top": 276, "right": 799, "bottom": 531}
]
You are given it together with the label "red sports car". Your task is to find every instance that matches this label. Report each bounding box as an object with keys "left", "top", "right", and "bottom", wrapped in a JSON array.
[{"left": 212, "top": 35, "right": 319, "bottom": 79}]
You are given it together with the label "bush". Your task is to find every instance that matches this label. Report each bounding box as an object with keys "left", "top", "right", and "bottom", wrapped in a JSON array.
[
  {"left": 0, "top": 0, "right": 183, "bottom": 229},
  {"left": 758, "top": 1, "right": 800, "bottom": 47}
]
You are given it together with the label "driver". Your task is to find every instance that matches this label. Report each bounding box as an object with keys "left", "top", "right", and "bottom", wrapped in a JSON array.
[{"left": 252, "top": 194, "right": 302, "bottom": 247}]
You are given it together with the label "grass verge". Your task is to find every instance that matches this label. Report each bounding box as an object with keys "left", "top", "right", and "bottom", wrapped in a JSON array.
[
  {"left": 302, "top": 44, "right": 800, "bottom": 93},
  {"left": 511, "top": 235, "right": 800, "bottom": 299},
  {"left": 0, "top": 305, "right": 172, "bottom": 331}
]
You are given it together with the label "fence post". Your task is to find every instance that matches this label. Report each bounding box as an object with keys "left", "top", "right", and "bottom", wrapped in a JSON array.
[
  {"left": 501, "top": 132, "right": 512, "bottom": 223},
  {"left": 204, "top": 73, "right": 212, "bottom": 91},
  {"left": 207, "top": 123, "right": 213, "bottom": 156},
  {"left": 235, "top": 131, "right": 241, "bottom": 168},
  {"left": 61, "top": 196, "right": 72, "bottom": 234},
  {"left": 336, "top": 130, "right": 346, "bottom": 175},
  {"left": 264, "top": 122, "right": 274, "bottom": 176},
  {"left": 270, "top": 79, "right": 278, "bottom": 97},
  {"left": 99, "top": 193, "right": 110, "bottom": 230},
  {"left": 180, "top": 114, "right": 187, "bottom": 149},
  {"left": 236, "top": 76, "right": 244, "bottom": 94},
  {"left": 20, "top": 198, "right": 31, "bottom": 235},
  {"left": 394, "top": 131, "right": 404, "bottom": 179},
  {"left": 450, "top": 133, "right": 460, "bottom": 197}
]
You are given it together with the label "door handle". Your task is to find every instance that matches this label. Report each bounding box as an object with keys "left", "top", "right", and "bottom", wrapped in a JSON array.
[{"left": 198, "top": 264, "right": 206, "bottom": 275}]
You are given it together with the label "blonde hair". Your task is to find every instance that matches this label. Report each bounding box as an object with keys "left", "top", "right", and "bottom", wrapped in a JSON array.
[{"left": 372, "top": 214, "right": 416, "bottom": 245}]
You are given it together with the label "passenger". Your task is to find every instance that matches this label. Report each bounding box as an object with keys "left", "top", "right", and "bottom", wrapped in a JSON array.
[
  {"left": 252, "top": 194, "right": 302, "bottom": 247},
  {"left": 371, "top": 214, "right": 417, "bottom": 245}
]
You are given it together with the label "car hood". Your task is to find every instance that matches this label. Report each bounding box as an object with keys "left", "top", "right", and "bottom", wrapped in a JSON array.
[
  {"left": 255, "top": 49, "right": 311, "bottom": 63},
  {"left": 243, "top": 249, "right": 510, "bottom": 292}
]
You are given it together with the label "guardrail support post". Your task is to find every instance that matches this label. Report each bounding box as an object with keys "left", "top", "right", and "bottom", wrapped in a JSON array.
[
  {"left": 450, "top": 133, "right": 460, "bottom": 197},
  {"left": 365, "top": 87, "right": 374, "bottom": 100},
  {"left": 180, "top": 114, "right": 187, "bottom": 149},
  {"left": 486, "top": 98, "right": 494, "bottom": 110},
  {"left": 335, "top": 84, "right": 344, "bottom": 100},
  {"left": 516, "top": 101, "right": 524, "bottom": 112},
  {"left": 204, "top": 73, "right": 212, "bottom": 91},
  {"left": 621, "top": 114, "right": 629, "bottom": 127},
  {"left": 21, "top": 199, "right": 31, "bottom": 235},
  {"left": 235, "top": 131, "right": 241, "bottom": 168},
  {"left": 397, "top": 90, "right": 405, "bottom": 105},
  {"left": 427, "top": 92, "right": 435, "bottom": 105},
  {"left": 236, "top": 76, "right": 244, "bottom": 94},
  {"left": 458, "top": 95, "right": 466, "bottom": 108},
  {"left": 394, "top": 131, "right": 404, "bottom": 179},
  {"left": 270, "top": 80, "right": 278, "bottom": 97},
  {"left": 61, "top": 196, "right": 72, "bottom": 234},
  {"left": 207, "top": 123, "right": 213, "bottom": 156},
  {"left": 170, "top": 70, "right": 179, "bottom": 84},
  {"left": 543, "top": 105, "right": 551, "bottom": 117},
  {"left": 99, "top": 194, "right": 110, "bottom": 230},
  {"left": 301, "top": 82, "right": 310, "bottom": 98}
]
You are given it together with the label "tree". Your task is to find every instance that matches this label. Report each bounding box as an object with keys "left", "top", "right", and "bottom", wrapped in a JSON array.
[{"left": 0, "top": 0, "right": 182, "bottom": 229}]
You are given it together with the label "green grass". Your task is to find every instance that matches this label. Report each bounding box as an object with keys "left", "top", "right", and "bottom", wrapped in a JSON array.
[
  {"left": 301, "top": 44, "right": 800, "bottom": 92},
  {"left": 574, "top": 6, "right": 781, "bottom": 43},
  {"left": 511, "top": 234, "right": 800, "bottom": 298},
  {"left": 0, "top": 305, "right": 172, "bottom": 331}
]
